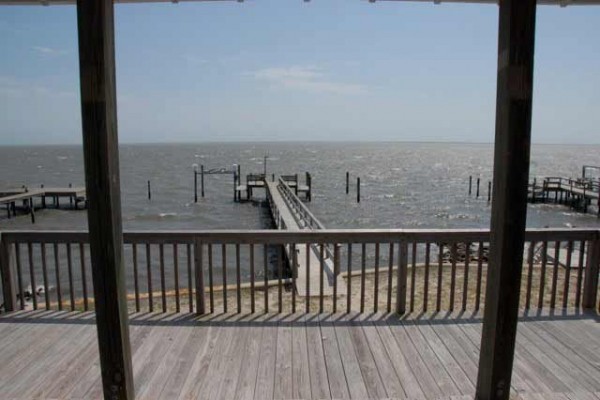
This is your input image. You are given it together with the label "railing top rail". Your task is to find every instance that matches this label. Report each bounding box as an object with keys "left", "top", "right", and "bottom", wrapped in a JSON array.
[{"left": 2, "top": 228, "right": 597, "bottom": 245}]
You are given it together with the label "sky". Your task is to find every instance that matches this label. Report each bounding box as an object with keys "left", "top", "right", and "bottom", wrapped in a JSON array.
[{"left": 0, "top": 0, "right": 598, "bottom": 145}]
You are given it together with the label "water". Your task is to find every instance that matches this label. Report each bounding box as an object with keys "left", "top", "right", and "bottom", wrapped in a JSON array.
[{"left": 1, "top": 142, "right": 600, "bottom": 231}]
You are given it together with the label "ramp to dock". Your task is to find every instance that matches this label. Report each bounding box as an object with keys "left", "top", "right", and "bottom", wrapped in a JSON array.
[{"left": 266, "top": 179, "right": 343, "bottom": 297}]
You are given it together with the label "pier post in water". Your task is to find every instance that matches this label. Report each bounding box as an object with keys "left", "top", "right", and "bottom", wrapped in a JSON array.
[
  {"left": 357, "top": 177, "right": 361, "bottom": 203},
  {"left": 193, "top": 165, "right": 198, "bottom": 203},
  {"left": 147, "top": 180, "right": 151, "bottom": 201},
  {"left": 346, "top": 171, "right": 350, "bottom": 194},
  {"left": 488, "top": 181, "right": 492, "bottom": 203},
  {"left": 200, "top": 164, "right": 205, "bottom": 198},
  {"left": 469, "top": 175, "right": 472, "bottom": 196},
  {"left": 476, "top": 177, "right": 480, "bottom": 198}
]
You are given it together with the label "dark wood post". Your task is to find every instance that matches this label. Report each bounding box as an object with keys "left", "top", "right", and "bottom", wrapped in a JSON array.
[
  {"left": 76, "top": 0, "right": 134, "bottom": 398},
  {"left": 582, "top": 237, "right": 599, "bottom": 310},
  {"left": 488, "top": 181, "right": 492, "bottom": 203},
  {"left": 200, "top": 164, "right": 205, "bottom": 198},
  {"left": 0, "top": 233, "right": 18, "bottom": 312},
  {"left": 357, "top": 177, "right": 361, "bottom": 203},
  {"left": 147, "top": 180, "right": 151, "bottom": 201},
  {"left": 476, "top": 177, "right": 480, "bottom": 198},
  {"left": 194, "top": 167, "right": 198, "bottom": 203},
  {"left": 29, "top": 197, "right": 35, "bottom": 224},
  {"left": 476, "top": 1, "right": 537, "bottom": 400},
  {"left": 346, "top": 172, "right": 350, "bottom": 194},
  {"left": 469, "top": 175, "right": 472, "bottom": 196}
]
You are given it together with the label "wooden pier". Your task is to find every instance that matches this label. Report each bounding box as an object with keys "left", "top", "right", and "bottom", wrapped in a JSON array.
[
  {"left": 236, "top": 172, "right": 312, "bottom": 202},
  {"left": 0, "top": 186, "right": 86, "bottom": 222},
  {"left": 528, "top": 176, "right": 600, "bottom": 216}
]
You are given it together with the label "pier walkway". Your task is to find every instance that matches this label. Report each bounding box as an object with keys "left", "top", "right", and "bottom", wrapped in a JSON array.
[
  {"left": 1, "top": 186, "right": 86, "bottom": 221},
  {"left": 266, "top": 179, "right": 342, "bottom": 297},
  {"left": 0, "top": 309, "right": 598, "bottom": 400}
]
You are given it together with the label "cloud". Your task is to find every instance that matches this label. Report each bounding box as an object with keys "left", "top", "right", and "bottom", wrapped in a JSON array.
[
  {"left": 32, "top": 46, "right": 67, "bottom": 56},
  {"left": 249, "top": 66, "right": 367, "bottom": 95}
]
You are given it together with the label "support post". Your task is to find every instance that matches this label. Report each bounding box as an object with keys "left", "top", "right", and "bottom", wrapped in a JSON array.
[
  {"left": 488, "top": 181, "right": 492, "bottom": 203},
  {"left": 0, "top": 233, "right": 18, "bottom": 312},
  {"left": 357, "top": 177, "right": 361, "bottom": 203},
  {"left": 76, "top": 0, "right": 134, "bottom": 398},
  {"left": 201, "top": 164, "right": 205, "bottom": 198},
  {"left": 396, "top": 241, "right": 408, "bottom": 315},
  {"left": 476, "top": 1, "right": 537, "bottom": 400},
  {"left": 469, "top": 175, "right": 472, "bottom": 196},
  {"left": 582, "top": 237, "right": 599, "bottom": 310},
  {"left": 29, "top": 197, "right": 35, "bottom": 224},
  {"left": 194, "top": 238, "right": 206, "bottom": 315},
  {"left": 476, "top": 177, "right": 481, "bottom": 198},
  {"left": 346, "top": 172, "right": 350, "bottom": 195},
  {"left": 194, "top": 167, "right": 198, "bottom": 203},
  {"left": 147, "top": 180, "right": 151, "bottom": 201}
]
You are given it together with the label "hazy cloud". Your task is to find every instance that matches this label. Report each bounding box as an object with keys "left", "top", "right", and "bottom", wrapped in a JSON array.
[
  {"left": 250, "top": 66, "right": 368, "bottom": 95},
  {"left": 32, "top": 46, "right": 67, "bottom": 56}
]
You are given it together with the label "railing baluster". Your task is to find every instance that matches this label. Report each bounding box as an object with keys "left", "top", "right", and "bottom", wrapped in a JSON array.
[
  {"left": 291, "top": 244, "right": 297, "bottom": 313},
  {"left": 41, "top": 243, "right": 50, "bottom": 310},
  {"left": 436, "top": 243, "right": 443, "bottom": 312},
  {"left": 194, "top": 240, "right": 205, "bottom": 315},
  {"left": 562, "top": 241, "right": 573, "bottom": 308},
  {"left": 250, "top": 244, "right": 255, "bottom": 313},
  {"left": 373, "top": 243, "right": 380, "bottom": 312},
  {"left": 449, "top": 243, "right": 457, "bottom": 312},
  {"left": 387, "top": 242, "right": 395, "bottom": 313},
  {"left": 306, "top": 244, "right": 311, "bottom": 313},
  {"left": 396, "top": 241, "right": 408, "bottom": 315},
  {"left": 575, "top": 240, "right": 585, "bottom": 308},
  {"left": 208, "top": 244, "right": 214, "bottom": 313},
  {"left": 222, "top": 244, "right": 227, "bottom": 313},
  {"left": 278, "top": 245, "right": 283, "bottom": 313},
  {"left": 475, "top": 241, "right": 484, "bottom": 311},
  {"left": 236, "top": 243, "right": 241, "bottom": 313},
  {"left": 66, "top": 243, "right": 74, "bottom": 311},
  {"left": 538, "top": 241, "right": 548, "bottom": 309},
  {"left": 423, "top": 243, "right": 430, "bottom": 313},
  {"left": 80, "top": 243, "right": 88, "bottom": 311},
  {"left": 360, "top": 243, "right": 366, "bottom": 313},
  {"left": 132, "top": 243, "right": 140, "bottom": 312},
  {"left": 525, "top": 241, "right": 534, "bottom": 309},
  {"left": 159, "top": 244, "right": 166, "bottom": 312},
  {"left": 146, "top": 244, "right": 153, "bottom": 312},
  {"left": 409, "top": 242, "right": 416, "bottom": 313},
  {"left": 332, "top": 244, "right": 338, "bottom": 313},
  {"left": 346, "top": 243, "right": 352, "bottom": 314},
  {"left": 174, "top": 244, "right": 180, "bottom": 313},
  {"left": 188, "top": 243, "right": 193, "bottom": 313},
  {"left": 320, "top": 244, "right": 325, "bottom": 313},
  {"left": 550, "top": 241, "right": 560, "bottom": 309},
  {"left": 53, "top": 243, "right": 62, "bottom": 311},
  {"left": 462, "top": 242, "right": 470, "bottom": 312},
  {"left": 263, "top": 244, "right": 268, "bottom": 313},
  {"left": 15, "top": 243, "right": 25, "bottom": 310},
  {"left": 27, "top": 242, "right": 37, "bottom": 310}
]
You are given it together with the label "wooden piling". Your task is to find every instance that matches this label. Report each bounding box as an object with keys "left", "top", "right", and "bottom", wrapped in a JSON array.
[
  {"left": 194, "top": 168, "right": 198, "bottom": 203},
  {"left": 488, "top": 181, "right": 492, "bottom": 203},
  {"left": 201, "top": 164, "right": 205, "bottom": 198},
  {"left": 346, "top": 172, "right": 350, "bottom": 194},
  {"left": 147, "top": 180, "right": 151, "bottom": 201},
  {"left": 476, "top": 177, "right": 480, "bottom": 198},
  {"left": 469, "top": 175, "right": 472, "bottom": 195},
  {"left": 357, "top": 177, "right": 361, "bottom": 203}
]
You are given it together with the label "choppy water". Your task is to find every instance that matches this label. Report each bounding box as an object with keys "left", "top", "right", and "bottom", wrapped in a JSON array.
[{"left": 1, "top": 142, "right": 600, "bottom": 230}]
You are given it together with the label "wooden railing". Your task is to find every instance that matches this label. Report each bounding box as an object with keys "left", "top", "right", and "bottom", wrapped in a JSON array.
[
  {"left": 1, "top": 229, "right": 598, "bottom": 314},
  {"left": 278, "top": 178, "right": 324, "bottom": 230}
]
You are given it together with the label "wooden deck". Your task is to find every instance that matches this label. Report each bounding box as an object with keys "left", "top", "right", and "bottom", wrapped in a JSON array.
[{"left": 0, "top": 310, "right": 598, "bottom": 400}]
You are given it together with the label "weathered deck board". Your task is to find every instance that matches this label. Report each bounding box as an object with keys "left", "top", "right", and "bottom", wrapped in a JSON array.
[{"left": 0, "top": 310, "right": 598, "bottom": 400}]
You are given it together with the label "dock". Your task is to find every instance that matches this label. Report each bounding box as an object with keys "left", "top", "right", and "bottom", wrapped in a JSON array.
[
  {"left": 0, "top": 186, "right": 86, "bottom": 222},
  {"left": 235, "top": 172, "right": 312, "bottom": 202},
  {"left": 265, "top": 178, "right": 341, "bottom": 298},
  {"left": 528, "top": 176, "right": 600, "bottom": 216}
]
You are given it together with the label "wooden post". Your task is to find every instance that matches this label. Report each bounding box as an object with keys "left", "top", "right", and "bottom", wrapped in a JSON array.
[
  {"left": 357, "top": 177, "right": 361, "bottom": 203},
  {"left": 469, "top": 175, "right": 472, "bottom": 196},
  {"left": 476, "top": 1, "right": 537, "bottom": 400},
  {"left": 194, "top": 167, "right": 198, "bottom": 203},
  {"left": 0, "top": 233, "right": 18, "bottom": 312},
  {"left": 194, "top": 238, "right": 206, "bottom": 315},
  {"left": 76, "top": 0, "right": 134, "bottom": 398},
  {"left": 476, "top": 177, "right": 481, "bottom": 198},
  {"left": 147, "top": 180, "right": 151, "bottom": 201},
  {"left": 29, "top": 197, "right": 35, "bottom": 224},
  {"left": 582, "top": 237, "right": 599, "bottom": 310},
  {"left": 488, "top": 181, "right": 492, "bottom": 203},
  {"left": 396, "top": 241, "right": 408, "bottom": 315},
  {"left": 346, "top": 172, "right": 350, "bottom": 195},
  {"left": 200, "top": 165, "right": 205, "bottom": 198},
  {"left": 294, "top": 173, "right": 299, "bottom": 195},
  {"left": 233, "top": 171, "right": 237, "bottom": 202}
]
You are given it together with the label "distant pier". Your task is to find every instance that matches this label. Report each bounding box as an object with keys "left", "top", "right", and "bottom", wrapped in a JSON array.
[{"left": 0, "top": 186, "right": 86, "bottom": 223}]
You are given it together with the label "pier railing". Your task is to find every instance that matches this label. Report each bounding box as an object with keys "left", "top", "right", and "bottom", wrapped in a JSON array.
[
  {"left": 278, "top": 178, "right": 324, "bottom": 230},
  {"left": 1, "top": 229, "right": 598, "bottom": 314}
]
